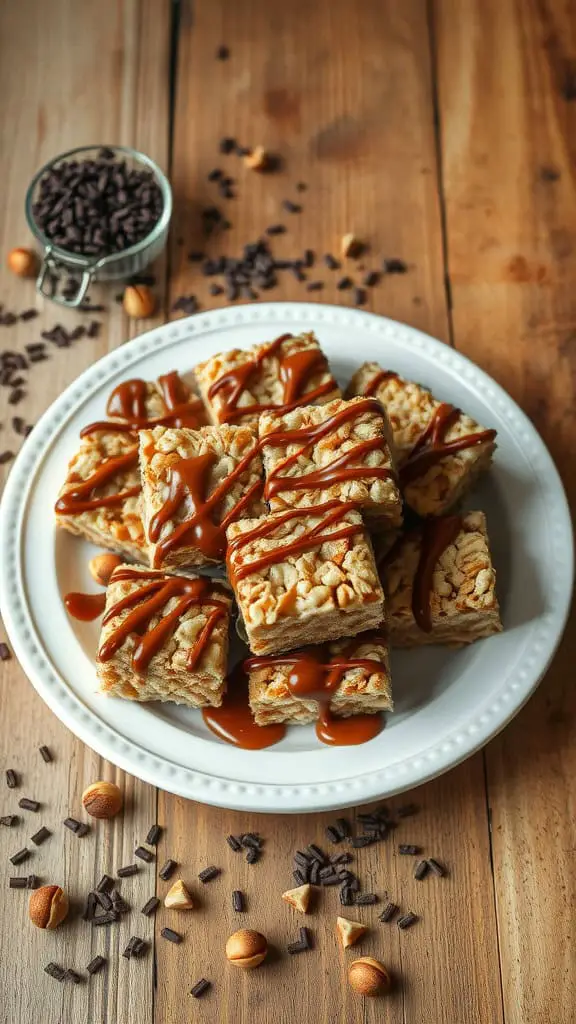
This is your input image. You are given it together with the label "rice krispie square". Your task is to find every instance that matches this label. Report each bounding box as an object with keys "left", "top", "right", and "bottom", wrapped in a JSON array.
[
  {"left": 194, "top": 331, "right": 341, "bottom": 428},
  {"left": 246, "top": 631, "right": 392, "bottom": 726},
  {"left": 380, "top": 511, "right": 502, "bottom": 646},
  {"left": 139, "top": 423, "right": 265, "bottom": 570},
  {"left": 259, "top": 396, "right": 402, "bottom": 526},
  {"left": 346, "top": 362, "right": 496, "bottom": 517},
  {"left": 226, "top": 503, "right": 385, "bottom": 656},
  {"left": 97, "top": 564, "right": 232, "bottom": 706}
]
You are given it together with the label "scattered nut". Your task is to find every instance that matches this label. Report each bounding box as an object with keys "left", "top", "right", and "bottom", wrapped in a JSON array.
[
  {"left": 336, "top": 916, "right": 368, "bottom": 949},
  {"left": 225, "top": 928, "right": 268, "bottom": 969},
  {"left": 29, "top": 885, "right": 69, "bottom": 930},
  {"left": 88, "top": 553, "right": 123, "bottom": 587},
  {"left": 281, "top": 883, "right": 312, "bottom": 914},
  {"left": 81, "top": 780, "right": 123, "bottom": 819},
  {"left": 7, "top": 247, "right": 38, "bottom": 278},
  {"left": 348, "top": 957, "right": 391, "bottom": 997},
  {"left": 164, "top": 879, "right": 195, "bottom": 910},
  {"left": 341, "top": 233, "right": 364, "bottom": 259},
  {"left": 244, "top": 146, "right": 269, "bottom": 171},
  {"left": 123, "top": 284, "right": 156, "bottom": 319}
]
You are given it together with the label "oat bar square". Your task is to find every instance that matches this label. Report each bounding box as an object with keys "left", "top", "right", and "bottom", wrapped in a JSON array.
[
  {"left": 139, "top": 423, "right": 265, "bottom": 570},
  {"left": 380, "top": 511, "right": 502, "bottom": 646},
  {"left": 247, "top": 632, "right": 392, "bottom": 726},
  {"left": 259, "top": 396, "right": 402, "bottom": 527},
  {"left": 346, "top": 362, "right": 496, "bottom": 517},
  {"left": 194, "top": 331, "right": 341, "bottom": 428},
  {"left": 96, "top": 565, "right": 232, "bottom": 706},
  {"left": 226, "top": 504, "right": 385, "bottom": 656}
]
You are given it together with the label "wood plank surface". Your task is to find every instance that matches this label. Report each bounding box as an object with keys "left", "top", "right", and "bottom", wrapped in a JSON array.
[
  {"left": 159, "top": 3, "right": 503, "bottom": 1023},
  {"left": 0, "top": 2, "right": 170, "bottom": 1023},
  {"left": 432, "top": 1, "right": 576, "bottom": 1022}
]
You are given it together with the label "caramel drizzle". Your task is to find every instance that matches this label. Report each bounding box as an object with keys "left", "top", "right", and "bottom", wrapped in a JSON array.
[
  {"left": 148, "top": 446, "right": 262, "bottom": 565},
  {"left": 208, "top": 334, "right": 337, "bottom": 424},
  {"left": 380, "top": 516, "right": 462, "bottom": 633},
  {"left": 226, "top": 500, "right": 363, "bottom": 583},
  {"left": 80, "top": 371, "right": 204, "bottom": 437},
  {"left": 202, "top": 665, "right": 286, "bottom": 750},
  {"left": 64, "top": 591, "right": 107, "bottom": 621},
  {"left": 363, "top": 369, "right": 399, "bottom": 396},
  {"left": 98, "top": 568, "right": 227, "bottom": 674},
  {"left": 400, "top": 403, "right": 496, "bottom": 486},
  {"left": 244, "top": 635, "right": 386, "bottom": 745},
  {"left": 262, "top": 397, "right": 395, "bottom": 500},
  {"left": 55, "top": 448, "right": 140, "bottom": 514}
]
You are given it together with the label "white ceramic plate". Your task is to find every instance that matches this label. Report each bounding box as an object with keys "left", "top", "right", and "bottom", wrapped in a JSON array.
[{"left": 0, "top": 303, "right": 572, "bottom": 812}]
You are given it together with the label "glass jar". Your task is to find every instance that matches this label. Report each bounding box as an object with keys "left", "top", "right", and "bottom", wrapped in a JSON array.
[{"left": 25, "top": 144, "right": 172, "bottom": 308}]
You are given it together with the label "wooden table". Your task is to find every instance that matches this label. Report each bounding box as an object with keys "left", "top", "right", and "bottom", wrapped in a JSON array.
[{"left": 1, "top": 2, "right": 574, "bottom": 1022}]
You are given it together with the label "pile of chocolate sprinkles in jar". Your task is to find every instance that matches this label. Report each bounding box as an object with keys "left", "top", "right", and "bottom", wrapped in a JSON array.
[{"left": 3, "top": 737, "right": 447, "bottom": 999}]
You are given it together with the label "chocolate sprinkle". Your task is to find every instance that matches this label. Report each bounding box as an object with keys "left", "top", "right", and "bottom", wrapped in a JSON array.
[
  {"left": 63, "top": 817, "right": 82, "bottom": 834},
  {"left": 6, "top": 769, "right": 18, "bottom": 789},
  {"left": 325, "top": 826, "right": 342, "bottom": 844},
  {"left": 383, "top": 258, "right": 408, "bottom": 274},
  {"left": 399, "top": 844, "right": 421, "bottom": 856},
  {"left": 306, "top": 844, "right": 327, "bottom": 864},
  {"left": 191, "top": 978, "right": 211, "bottom": 998},
  {"left": 353, "top": 287, "right": 367, "bottom": 306},
  {"left": 82, "top": 893, "right": 97, "bottom": 922},
  {"left": 398, "top": 912, "right": 419, "bottom": 929},
  {"left": 427, "top": 858, "right": 446, "bottom": 877},
  {"left": 306, "top": 281, "right": 324, "bottom": 291},
  {"left": 27, "top": 874, "right": 40, "bottom": 889},
  {"left": 299, "top": 927, "right": 312, "bottom": 949},
  {"left": 93, "top": 910, "right": 118, "bottom": 926},
  {"left": 65, "top": 969, "right": 83, "bottom": 985},
  {"left": 414, "top": 860, "right": 429, "bottom": 880},
  {"left": 145, "top": 824, "right": 161, "bottom": 846},
  {"left": 159, "top": 858, "right": 177, "bottom": 881},
  {"left": 340, "top": 886, "right": 353, "bottom": 906},
  {"left": 0, "top": 451, "right": 14, "bottom": 465},
  {"left": 226, "top": 834, "right": 242, "bottom": 852},
  {"left": 351, "top": 834, "right": 376, "bottom": 848},
  {"left": 323, "top": 253, "right": 340, "bottom": 270},
  {"left": 161, "top": 927, "right": 182, "bottom": 944},
  {"left": 240, "top": 833, "right": 262, "bottom": 850},
  {"left": 354, "top": 893, "right": 379, "bottom": 905},
  {"left": 363, "top": 270, "right": 380, "bottom": 287},
  {"left": 0, "top": 815, "right": 18, "bottom": 827},
  {"left": 95, "top": 891, "right": 113, "bottom": 911},
  {"left": 335, "top": 818, "right": 352, "bottom": 839},
  {"left": 135, "top": 846, "right": 154, "bottom": 863},
  {"left": 198, "top": 865, "right": 220, "bottom": 883},
  {"left": 282, "top": 199, "right": 301, "bottom": 214},
  {"left": 86, "top": 955, "right": 107, "bottom": 976},
  {"left": 336, "top": 276, "right": 353, "bottom": 290},
  {"left": 38, "top": 746, "right": 53, "bottom": 763},
  {"left": 117, "top": 864, "right": 139, "bottom": 878},
  {"left": 18, "top": 798, "right": 40, "bottom": 812},
  {"left": 9, "top": 877, "right": 27, "bottom": 888},
  {"left": 10, "top": 848, "right": 30, "bottom": 865},
  {"left": 141, "top": 896, "right": 160, "bottom": 917},
  {"left": 293, "top": 869, "right": 306, "bottom": 886},
  {"left": 30, "top": 826, "right": 51, "bottom": 846},
  {"left": 219, "top": 137, "right": 236, "bottom": 154},
  {"left": 232, "top": 889, "right": 244, "bottom": 912},
  {"left": 266, "top": 224, "right": 286, "bottom": 236},
  {"left": 287, "top": 940, "right": 308, "bottom": 954},
  {"left": 379, "top": 901, "right": 399, "bottom": 923},
  {"left": 397, "top": 803, "right": 418, "bottom": 818},
  {"left": 245, "top": 848, "right": 259, "bottom": 864},
  {"left": 95, "top": 874, "right": 114, "bottom": 893},
  {"left": 44, "top": 962, "right": 66, "bottom": 982}
]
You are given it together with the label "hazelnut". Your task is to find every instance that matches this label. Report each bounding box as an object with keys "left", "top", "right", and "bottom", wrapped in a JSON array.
[
  {"left": 244, "top": 146, "right": 269, "bottom": 171},
  {"left": 336, "top": 916, "right": 368, "bottom": 949},
  {"left": 281, "top": 883, "right": 312, "bottom": 913},
  {"left": 29, "top": 885, "right": 69, "bottom": 930},
  {"left": 81, "top": 780, "right": 123, "bottom": 819},
  {"left": 164, "top": 879, "right": 195, "bottom": 910},
  {"left": 225, "top": 928, "right": 268, "bottom": 969},
  {"left": 341, "top": 233, "right": 364, "bottom": 259},
  {"left": 348, "top": 957, "right": 391, "bottom": 997},
  {"left": 88, "top": 553, "right": 123, "bottom": 587},
  {"left": 7, "top": 247, "right": 38, "bottom": 278},
  {"left": 123, "top": 284, "right": 156, "bottom": 319}
]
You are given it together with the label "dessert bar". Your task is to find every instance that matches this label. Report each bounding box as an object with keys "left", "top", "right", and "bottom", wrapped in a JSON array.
[
  {"left": 97, "top": 565, "right": 232, "bottom": 706},
  {"left": 139, "top": 423, "right": 265, "bottom": 569},
  {"left": 346, "top": 362, "right": 496, "bottom": 517},
  {"left": 259, "top": 396, "right": 402, "bottom": 527},
  {"left": 380, "top": 511, "right": 502, "bottom": 646},
  {"left": 194, "top": 331, "right": 341, "bottom": 428},
  {"left": 226, "top": 502, "right": 385, "bottom": 656},
  {"left": 246, "top": 631, "right": 392, "bottom": 726}
]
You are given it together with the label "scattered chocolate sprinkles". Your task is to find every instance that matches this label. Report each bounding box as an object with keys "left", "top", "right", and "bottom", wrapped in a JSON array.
[
  {"left": 18, "top": 798, "right": 40, "bottom": 812},
  {"left": 95, "top": 890, "right": 113, "bottom": 911},
  {"left": 363, "top": 270, "right": 380, "bottom": 287},
  {"left": 6, "top": 769, "right": 18, "bottom": 789},
  {"left": 336, "top": 276, "right": 353, "bottom": 290},
  {"left": 63, "top": 816, "right": 88, "bottom": 835},
  {"left": 159, "top": 858, "right": 177, "bottom": 881},
  {"left": 87, "top": 955, "right": 107, "bottom": 976},
  {"left": 44, "top": 962, "right": 67, "bottom": 982},
  {"left": 226, "top": 834, "right": 242, "bottom": 852},
  {"left": 9, "top": 877, "right": 27, "bottom": 889},
  {"left": 383, "top": 258, "right": 408, "bottom": 274},
  {"left": 93, "top": 910, "right": 118, "bottom": 927},
  {"left": 399, "top": 844, "right": 421, "bottom": 856},
  {"left": 323, "top": 253, "right": 340, "bottom": 270},
  {"left": 19, "top": 309, "right": 39, "bottom": 322},
  {"left": 141, "top": 896, "right": 160, "bottom": 917},
  {"left": 379, "top": 901, "right": 399, "bottom": 923},
  {"left": 135, "top": 846, "right": 154, "bottom": 863},
  {"left": 30, "top": 826, "right": 51, "bottom": 846},
  {"left": 65, "top": 969, "right": 83, "bottom": 985},
  {"left": 354, "top": 893, "right": 378, "bottom": 905},
  {"left": 198, "top": 865, "right": 220, "bottom": 883},
  {"left": 325, "top": 825, "right": 342, "bottom": 844},
  {"left": 191, "top": 978, "right": 211, "bottom": 998},
  {"left": 1, "top": 816, "right": 19, "bottom": 827},
  {"left": 232, "top": 889, "right": 244, "bottom": 912},
  {"left": 145, "top": 824, "right": 161, "bottom": 846},
  {"left": 38, "top": 745, "right": 52, "bottom": 763},
  {"left": 161, "top": 927, "right": 182, "bottom": 944},
  {"left": 427, "top": 858, "right": 446, "bottom": 877},
  {"left": 123, "top": 936, "right": 147, "bottom": 959},
  {"left": 95, "top": 874, "right": 114, "bottom": 893},
  {"left": 335, "top": 818, "right": 352, "bottom": 839},
  {"left": 397, "top": 912, "right": 419, "bottom": 929},
  {"left": 117, "top": 864, "right": 139, "bottom": 878},
  {"left": 10, "top": 848, "right": 30, "bottom": 865}
]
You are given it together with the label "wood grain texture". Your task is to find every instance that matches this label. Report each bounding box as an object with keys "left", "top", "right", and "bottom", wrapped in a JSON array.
[
  {"left": 158, "top": 2, "right": 503, "bottom": 1022},
  {"left": 0, "top": 2, "right": 170, "bottom": 1022},
  {"left": 433, "top": 1, "right": 576, "bottom": 1022}
]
